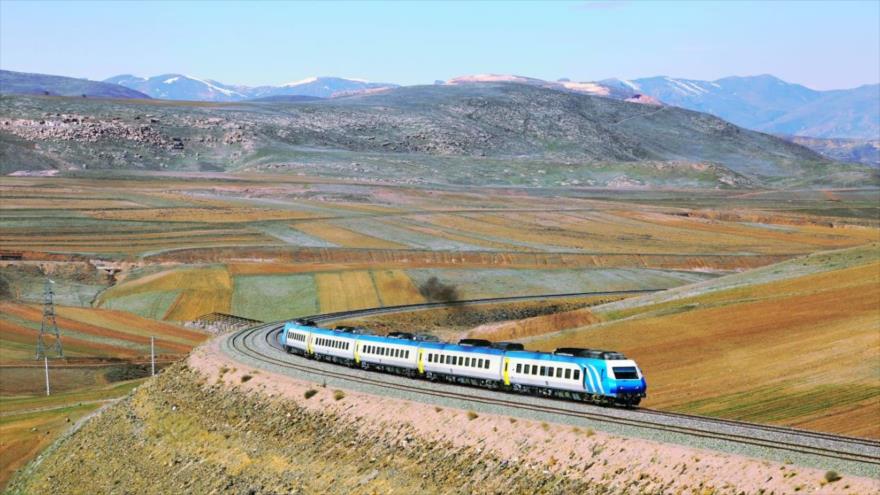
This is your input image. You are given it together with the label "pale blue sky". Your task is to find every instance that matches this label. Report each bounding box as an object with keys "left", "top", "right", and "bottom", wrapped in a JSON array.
[{"left": 1, "top": 0, "right": 877, "bottom": 89}]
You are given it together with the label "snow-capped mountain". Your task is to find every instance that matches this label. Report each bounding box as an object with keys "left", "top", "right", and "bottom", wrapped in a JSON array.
[
  {"left": 448, "top": 73, "right": 878, "bottom": 139},
  {"left": 446, "top": 74, "right": 637, "bottom": 100},
  {"left": 104, "top": 74, "right": 247, "bottom": 102},
  {"left": 104, "top": 74, "right": 397, "bottom": 101},
  {"left": 602, "top": 75, "right": 879, "bottom": 139}
]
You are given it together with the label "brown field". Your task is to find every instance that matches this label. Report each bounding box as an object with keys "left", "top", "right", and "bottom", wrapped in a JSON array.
[
  {"left": 529, "top": 258, "right": 880, "bottom": 438},
  {"left": 293, "top": 221, "right": 409, "bottom": 249},
  {"left": 314, "top": 271, "right": 381, "bottom": 313},
  {"left": 85, "top": 207, "right": 320, "bottom": 223},
  {"left": 371, "top": 270, "right": 426, "bottom": 306},
  {"left": 466, "top": 307, "right": 602, "bottom": 341},
  {"left": 1, "top": 301, "right": 209, "bottom": 357},
  {"left": 0, "top": 198, "right": 144, "bottom": 210}
]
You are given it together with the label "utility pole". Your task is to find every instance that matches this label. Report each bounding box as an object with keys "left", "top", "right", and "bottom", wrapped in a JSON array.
[
  {"left": 36, "top": 276, "right": 63, "bottom": 360},
  {"left": 150, "top": 336, "right": 155, "bottom": 376},
  {"left": 44, "top": 356, "right": 50, "bottom": 396}
]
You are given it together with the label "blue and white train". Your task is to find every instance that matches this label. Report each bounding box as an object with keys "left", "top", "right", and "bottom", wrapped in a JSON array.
[{"left": 281, "top": 319, "right": 646, "bottom": 406}]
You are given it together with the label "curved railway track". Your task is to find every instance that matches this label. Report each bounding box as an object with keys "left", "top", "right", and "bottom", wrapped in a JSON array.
[{"left": 221, "top": 292, "right": 880, "bottom": 474}]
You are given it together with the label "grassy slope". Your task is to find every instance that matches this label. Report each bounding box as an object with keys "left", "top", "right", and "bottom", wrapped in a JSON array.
[
  {"left": 0, "top": 379, "right": 145, "bottom": 489},
  {"left": 528, "top": 245, "right": 880, "bottom": 437}
]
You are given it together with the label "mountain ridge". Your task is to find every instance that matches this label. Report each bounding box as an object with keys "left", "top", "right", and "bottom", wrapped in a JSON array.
[
  {"left": 0, "top": 70, "right": 150, "bottom": 99},
  {"left": 104, "top": 74, "right": 398, "bottom": 101}
]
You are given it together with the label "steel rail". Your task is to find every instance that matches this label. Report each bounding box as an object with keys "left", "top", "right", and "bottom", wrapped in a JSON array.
[{"left": 222, "top": 295, "right": 880, "bottom": 467}]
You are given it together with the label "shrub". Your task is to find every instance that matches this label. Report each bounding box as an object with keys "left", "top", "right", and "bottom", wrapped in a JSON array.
[
  {"left": 333, "top": 390, "right": 346, "bottom": 401},
  {"left": 240, "top": 374, "right": 252, "bottom": 383},
  {"left": 434, "top": 406, "right": 443, "bottom": 412},
  {"left": 467, "top": 411, "right": 479, "bottom": 420},
  {"left": 509, "top": 417, "right": 517, "bottom": 424},
  {"left": 824, "top": 471, "right": 842, "bottom": 483},
  {"left": 304, "top": 389, "right": 318, "bottom": 399}
]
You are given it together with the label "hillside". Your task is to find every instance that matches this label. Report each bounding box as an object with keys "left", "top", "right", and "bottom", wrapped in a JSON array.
[
  {"left": 783, "top": 136, "right": 880, "bottom": 167},
  {"left": 2, "top": 83, "right": 871, "bottom": 188},
  {"left": 0, "top": 70, "right": 150, "bottom": 99},
  {"left": 525, "top": 245, "right": 880, "bottom": 437}
]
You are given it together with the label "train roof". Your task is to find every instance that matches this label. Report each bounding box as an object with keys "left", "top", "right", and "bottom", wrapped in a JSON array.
[
  {"left": 505, "top": 350, "right": 598, "bottom": 364},
  {"left": 553, "top": 348, "right": 627, "bottom": 360},
  {"left": 416, "top": 341, "right": 506, "bottom": 355}
]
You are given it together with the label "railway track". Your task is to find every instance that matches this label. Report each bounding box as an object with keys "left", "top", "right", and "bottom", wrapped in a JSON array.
[{"left": 221, "top": 292, "right": 880, "bottom": 474}]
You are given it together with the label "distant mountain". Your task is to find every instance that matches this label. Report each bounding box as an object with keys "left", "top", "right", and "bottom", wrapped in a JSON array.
[
  {"left": 103, "top": 74, "right": 247, "bottom": 102},
  {"left": 446, "top": 74, "right": 639, "bottom": 101},
  {"left": 104, "top": 74, "right": 397, "bottom": 101},
  {"left": 604, "top": 75, "right": 879, "bottom": 139},
  {"left": 782, "top": 135, "right": 879, "bottom": 168},
  {"left": 0, "top": 70, "right": 149, "bottom": 99},
  {"left": 450, "top": 73, "right": 878, "bottom": 139},
  {"left": 246, "top": 94, "right": 324, "bottom": 103},
  {"left": 247, "top": 77, "right": 397, "bottom": 99}
]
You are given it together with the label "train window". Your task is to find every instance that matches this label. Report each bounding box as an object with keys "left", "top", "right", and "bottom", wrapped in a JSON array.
[
  {"left": 428, "top": 354, "right": 433, "bottom": 363},
  {"left": 458, "top": 356, "right": 463, "bottom": 366},
  {"left": 516, "top": 363, "right": 522, "bottom": 373},
  {"left": 565, "top": 369, "right": 571, "bottom": 379},
  {"left": 406, "top": 351, "right": 410, "bottom": 359},
  {"left": 465, "top": 357, "right": 470, "bottom": 367},
  {"left": 523, "top": 364, "right": 530, "bottom": 374},
  {"left": 476, "top": 359, "right": 482, "bottom": 368},
  {"left": 573, "top": 370, "right": 580, "bottom": 380},
  {"left": 556, "top": 368, "right": 562, "bottom": 378},
  {"left": 532, "top": 366, "right": 539, "bottom": 376},
  {"left": 485, "top": 360, "right": 490, "bottom": 369},
  {"left": 540, "top": 366, "right": 546, "bottom": 376},
  {"left": 547, "top": 366, "right": 553, "bottom": 376}
]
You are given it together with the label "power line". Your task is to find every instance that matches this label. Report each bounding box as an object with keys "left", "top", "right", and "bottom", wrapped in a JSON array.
[{"left": 35, "top": 275, "right": 63, "bottom": 360}]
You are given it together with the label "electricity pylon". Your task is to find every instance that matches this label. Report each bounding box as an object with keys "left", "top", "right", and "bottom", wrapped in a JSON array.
[{"left": 35, "top": 277, "right": 63, "bottom": 359}]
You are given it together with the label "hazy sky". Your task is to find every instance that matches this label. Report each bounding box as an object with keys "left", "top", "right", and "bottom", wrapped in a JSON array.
[{"left": 1, "top": 0, "right": 878, "bottom": 90}]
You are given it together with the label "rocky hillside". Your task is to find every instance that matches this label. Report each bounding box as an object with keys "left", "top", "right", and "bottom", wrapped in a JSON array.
[
  {"left": 0, "top": 70, "right": 150, "bottom": 99},
  {"left": 1, "top": 83, "right": 873, "bottom": 187}
]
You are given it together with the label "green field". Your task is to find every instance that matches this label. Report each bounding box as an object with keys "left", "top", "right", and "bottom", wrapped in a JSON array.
[{"left": 231, "top": 274, "right": 319, "bottom": 322}]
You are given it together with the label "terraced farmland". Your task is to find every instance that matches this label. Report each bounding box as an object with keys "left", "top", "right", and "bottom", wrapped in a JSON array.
[{"left": 527, "top": 246, "right": 880, "bottom": 438}]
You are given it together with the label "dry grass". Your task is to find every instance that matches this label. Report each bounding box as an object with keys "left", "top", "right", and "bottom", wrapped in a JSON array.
[
  {"left": 85, "top": 207, "right": 320, "bottom": 223},
  {"left": 0, "top": 379, "right": 144, "bottom": 489},
  {"left": 0, "top": 198, "right": 144, "bottom": 209},
  {"left": 371, "top": 270, "right": 425, "bottom": 306},
  {"left": 466, "top": 307, "right": 602, "bottom": 341},
  {"left": 293, "top": 221, "right": 409, "bottom": 249},
  {"left": 314, "top": 271, "right": 381, "bottom": 313},
  {"left": 531, "top": 260, "right": 880, "bottom": 438},
  {"left": 98, "top": 266, "right": 234, "bottom": 322},
  {"left": 0, "top": 302, "right": 206, "bottom": 356}
]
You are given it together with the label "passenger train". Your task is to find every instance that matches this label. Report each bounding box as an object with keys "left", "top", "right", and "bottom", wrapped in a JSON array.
[{"left": 281, "top": 319, "right": 646, "bottom": 406}]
